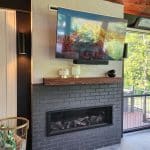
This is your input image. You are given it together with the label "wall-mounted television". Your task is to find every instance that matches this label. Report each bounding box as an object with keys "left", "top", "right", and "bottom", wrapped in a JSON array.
[{"left": 56, "top": 8, "right": 127, "bottom": 61}]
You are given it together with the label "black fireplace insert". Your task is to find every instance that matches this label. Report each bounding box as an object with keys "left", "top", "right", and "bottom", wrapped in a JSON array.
[{"left": 46, "top": 105, "right": 112, "bottom": 136}]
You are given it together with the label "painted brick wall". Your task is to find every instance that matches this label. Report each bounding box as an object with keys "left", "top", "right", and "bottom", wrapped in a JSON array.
[{"left": 32, "top": 83, "right": 123, "bottom": 150}]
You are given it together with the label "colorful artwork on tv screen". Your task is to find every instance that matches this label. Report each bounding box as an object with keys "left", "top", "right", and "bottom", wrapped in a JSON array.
[{"left": 56, "top": 8, "right": 127, "bottom": 60}]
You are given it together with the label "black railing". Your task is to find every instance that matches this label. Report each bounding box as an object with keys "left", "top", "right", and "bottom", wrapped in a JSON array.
[{"left": 123, "top": 94, "right": 150, "bottom": 132}]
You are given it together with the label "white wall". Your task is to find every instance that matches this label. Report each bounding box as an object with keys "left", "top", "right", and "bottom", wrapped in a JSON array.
[
  {"left": 0, "top": 10, "right": 17, "bottom": 118},
  {"left": 32, "top": 0, "right": 124, "bottom": 84}
]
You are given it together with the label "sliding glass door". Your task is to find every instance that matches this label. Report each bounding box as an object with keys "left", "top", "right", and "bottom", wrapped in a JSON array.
[{"left": 123, "top": 29, "right": 150, "bottom": 132}]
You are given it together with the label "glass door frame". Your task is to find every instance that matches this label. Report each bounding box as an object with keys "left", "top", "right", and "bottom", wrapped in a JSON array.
[{"left": 122, "top": 27, "right": 150, "bottom": 134}]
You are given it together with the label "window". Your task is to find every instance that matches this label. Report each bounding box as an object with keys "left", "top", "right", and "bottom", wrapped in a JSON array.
[{"left": 124, "top": 30, "right": 150, "bottom": 94}]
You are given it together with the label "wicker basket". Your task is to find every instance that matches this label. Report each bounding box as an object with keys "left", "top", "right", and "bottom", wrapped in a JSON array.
[{"left": 0, "top": 117, "right": 29, "bottom": 150}]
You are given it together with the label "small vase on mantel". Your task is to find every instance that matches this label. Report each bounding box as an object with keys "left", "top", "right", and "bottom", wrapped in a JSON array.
[
  {"left": 58, "top": 68, "right": 69, "bottom": 78},
  {"left": 71, "top": 65, "right": 80, "bottom": 78}
]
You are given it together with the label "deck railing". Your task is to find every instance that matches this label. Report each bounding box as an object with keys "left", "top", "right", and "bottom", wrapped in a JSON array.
[{"left": 123, "top": 94, "right": 150, "bottom": 132}]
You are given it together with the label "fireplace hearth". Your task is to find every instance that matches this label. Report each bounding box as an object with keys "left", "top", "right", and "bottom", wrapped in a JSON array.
[{"left": 46, "top": 106, "right": 112, "bottom": 136}]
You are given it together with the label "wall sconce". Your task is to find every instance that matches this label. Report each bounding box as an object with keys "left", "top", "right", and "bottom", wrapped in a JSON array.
[
  {"left": 123, "top": 43, "right": 128, "bottom": 58},
  {"left": 18, "top": 32, "right": 27, "bottom": 54}
]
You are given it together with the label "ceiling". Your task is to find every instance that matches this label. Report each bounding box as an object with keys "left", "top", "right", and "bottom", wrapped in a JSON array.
[
  {"left": 0, "top": 0, "right": 30, "bottom": 11},
  {"left": 105, "top": 0, "right": 150, "bottom": 17}
]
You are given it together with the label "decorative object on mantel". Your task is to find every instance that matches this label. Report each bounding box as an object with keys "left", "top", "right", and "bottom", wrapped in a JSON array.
[
  {"left": 43, "top": 77, "right": 122, "bottom": 86},
  {"left": 58, "top": 68, "right": 69, "bottom": 78},
  {"left": 106, "top": 70, "right": 116, "bottom": 78},
  {"left": 71, "top": 65, "right": 80, "bottom": 78}
]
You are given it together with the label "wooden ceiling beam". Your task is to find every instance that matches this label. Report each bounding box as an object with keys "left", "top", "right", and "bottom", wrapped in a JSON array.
[
  {"left": 105, "top": 0, "right": 123, "bottom": 4},
  {"left": 124, "top": 3, "right": 150, "bottom": 17},
  {"left": 105, "top": 0, "right": 150, "bottom": 17},
  {"left": 0, "top": 0, "right": 30, "bottom": 12},
  {"left": 106, "top": 0, "right": 150, "bottom": 5}
]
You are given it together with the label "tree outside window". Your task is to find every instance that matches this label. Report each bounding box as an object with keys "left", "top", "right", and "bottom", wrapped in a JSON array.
[{"left": 124, "top": 31, "right": 150, "bottom": 94}]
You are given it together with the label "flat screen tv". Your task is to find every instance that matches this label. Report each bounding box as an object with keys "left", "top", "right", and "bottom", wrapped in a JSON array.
[{"left": 56, "top": 8, "right": 127, "bottom": 61}]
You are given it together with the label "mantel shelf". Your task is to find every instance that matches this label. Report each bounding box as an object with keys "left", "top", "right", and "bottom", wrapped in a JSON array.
[{"left": 43, "top": 77, "right": 122, "bottom": 86}]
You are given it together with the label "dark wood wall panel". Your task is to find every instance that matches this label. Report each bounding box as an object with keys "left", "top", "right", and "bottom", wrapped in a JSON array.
[
  {"left": 0, "top": 0, "right": 30, "bottom": 11},
  {"left": 16, "top": 12, "right": 31, "bottom": 150}
]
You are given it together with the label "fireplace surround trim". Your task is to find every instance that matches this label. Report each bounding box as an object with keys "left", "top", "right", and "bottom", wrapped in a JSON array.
[{"left": 32, "top": 83, "right": 123, "bottom": 150}]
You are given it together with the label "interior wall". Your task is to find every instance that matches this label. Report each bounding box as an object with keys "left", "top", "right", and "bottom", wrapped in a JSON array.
[
  {"left": 32, "top": 0, "right": 124, "bottom": 84},
  {"left": 0, "top": 9, "right": 17, "bottom": 118}
]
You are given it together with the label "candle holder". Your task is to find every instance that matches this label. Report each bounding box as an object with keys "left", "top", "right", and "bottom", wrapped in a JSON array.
[
  {"left": 58, "top": 68, "right": 69, "bottom": 78},
  {"left": 71, "top": 65, "right": 80, "bottom": 78}
]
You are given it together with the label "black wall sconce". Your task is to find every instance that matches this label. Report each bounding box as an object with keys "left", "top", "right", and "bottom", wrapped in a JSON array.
[
  {"left": 17, "top": 32, "right": 27, "bottom": 54},
  {"left": 123, "top": 43, "right": 128, "bottom": 58}
]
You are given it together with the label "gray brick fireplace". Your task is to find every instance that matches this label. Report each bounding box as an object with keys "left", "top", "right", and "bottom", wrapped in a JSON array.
[{"left": 32, "top": 83, "right": 123, "bottom": 150}]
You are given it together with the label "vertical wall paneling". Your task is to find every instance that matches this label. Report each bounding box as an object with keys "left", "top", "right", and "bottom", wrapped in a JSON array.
[
  {"left": 16, "top": 11, "right": 31, "bottom": 122},
  {"left": 0, "top": 10, "right": 7, "bottom": 118},
  {"left": 16, "top": 11, "right": 31, "bottom": 149},
  {"left": 0, "top": 9, "right": 17, "bottom": 118},
  {"left": 6, "top": 11, "right": 17, "bottom": 117}
]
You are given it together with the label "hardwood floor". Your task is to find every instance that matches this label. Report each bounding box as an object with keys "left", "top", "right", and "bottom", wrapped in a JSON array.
[
  {"left": 96, "top": 129, "right": 150, "bottom": 150},
  {"left": 123, "top": 112, "right": 150, "bottom": 130}
]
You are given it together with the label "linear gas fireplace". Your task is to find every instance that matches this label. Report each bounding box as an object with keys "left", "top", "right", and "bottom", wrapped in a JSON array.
[{"left": 46, "top": 105, "right": 112, "bottom": 136}]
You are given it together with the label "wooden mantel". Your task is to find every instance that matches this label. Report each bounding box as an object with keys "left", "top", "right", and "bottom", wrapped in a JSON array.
[{"left": 43, "top": 77, "right": 122, "bottom": 86}]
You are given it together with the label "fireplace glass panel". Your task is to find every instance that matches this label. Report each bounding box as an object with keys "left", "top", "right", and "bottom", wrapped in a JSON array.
[{"left": 46, "top": 106, "right": 112, "bottom": 136}]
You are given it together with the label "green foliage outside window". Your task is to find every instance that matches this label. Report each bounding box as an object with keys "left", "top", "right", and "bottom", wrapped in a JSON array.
[{"left": 124, "top": 31, "right": 150, "bottom": 93}]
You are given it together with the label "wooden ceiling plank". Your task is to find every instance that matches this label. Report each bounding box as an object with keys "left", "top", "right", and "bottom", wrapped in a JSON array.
[
  {"left": 105, "top": 0, "right": 123, "bottom": 4},
  {"left": 105, "top": 0, "right": 150, "bottom": 17},
  {"left": 105, "top": 0, "right": 150, "bottom": 5},
  {"left": 124, "top": 3, "right": 150, "bottom": 17}
]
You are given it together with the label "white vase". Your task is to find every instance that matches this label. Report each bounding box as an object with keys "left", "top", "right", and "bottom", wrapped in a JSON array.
[
  {"left": 71, "top": 65, "right": 80, "bottom": 78},
  {"left": 58, "top": 68, "right": 69, "bottom": 78}
]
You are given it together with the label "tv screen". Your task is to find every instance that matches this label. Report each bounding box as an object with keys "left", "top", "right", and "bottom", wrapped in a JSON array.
[{"left": 56, "top": 8, "right": 127, "bottom": 61}]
